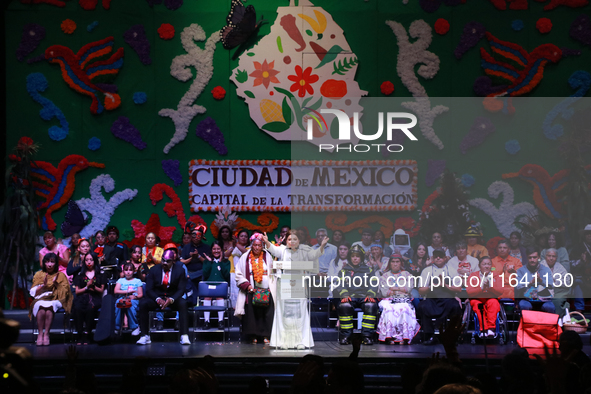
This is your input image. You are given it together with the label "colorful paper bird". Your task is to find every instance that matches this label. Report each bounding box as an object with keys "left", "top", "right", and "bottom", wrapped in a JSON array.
[
  {"left": 31, "top": 155, "right": 105, "bottom": 230},
  {"left": 44, "top": 37, "right": 124, "bottom": 114},
  {"left": 478, "top": 32, "right": 562, "bottom": 97},
  {"left": 502, "top": 164, "right": 591, "bottom": 219}
]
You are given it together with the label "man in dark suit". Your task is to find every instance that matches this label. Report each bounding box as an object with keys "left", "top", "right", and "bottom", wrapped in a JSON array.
[{"left": 137, "top": 245, "right": 190, "bottom": 345}]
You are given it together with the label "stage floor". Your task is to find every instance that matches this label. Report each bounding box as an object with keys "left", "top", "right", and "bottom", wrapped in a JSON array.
[{"left": 20, "top": 339, "right": 556, "bottom": 361}]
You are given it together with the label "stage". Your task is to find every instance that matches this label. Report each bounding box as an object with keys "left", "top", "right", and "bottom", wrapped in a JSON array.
[{"left": 5, "top": 310, "right": 591, "bottom": 393}]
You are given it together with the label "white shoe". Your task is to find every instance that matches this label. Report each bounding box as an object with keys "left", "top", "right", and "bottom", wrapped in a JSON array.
[
  {"left": 486, "top": 329, "right": 495, "bottom": 338},
  {"left": 280, "top": 344, "right": 289, "bottom": 350},
  {"left": 131, "top": 328, "right": 141, "bottom": 336},
  {"left": 296, "top": 344, "right": 306, "bottom": 350},
  {"left": 136, "top": 335, "right": 151, "bottom": 345},
  {"left": 180, "top": 335, "right": 191, "bottom": 345},
  {"left": 114, "top": 330, "right": 120, "bottom": 335}
]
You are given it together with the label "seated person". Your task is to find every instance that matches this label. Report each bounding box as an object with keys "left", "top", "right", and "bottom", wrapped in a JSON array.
[
  {"left": 137, "top": 245, "right": 190, "bottom": 345},
  {"left": 114, "top": 262, "right": 143, "bottom": 336},
  {"left": 366, "top": 243, "right": 389, "bottom": 275},
  {"left": 416, "top": 249, "right": 462, "bottom": 345},
  {"left": 571, "top": 224, "right": 591, "bottom": 313},
  {"left": 352, "top": 228, "right": 374, "bottom": 255},
  {"left": 515, "top": 247, "right": 555, "bottom": 313},
  {"left": 377, "top": 255, "right": 420, "bottom": 344},
  {"left": 72, "top": 252, "right": 106, "bottom": 345},
  {"left": 491, "top": 239, "right": 522, "bottom": 299},
  {"left": 464, "top": 225, "right": 489, "bottom": 259},
  {"left": 29, "top": 252, "right": 73, "bottom": 346},
  {"left": 336, "top": 245, "right": 379, "bottom": 346},
  {"left": 466, "top": 257, "right": 503, "bottom": 338},
  {"left": 201, "top": 241, "right": 231, "bottom": 330},
  {"left": 541, "top": 248, "right": 570, "bottom": 319},
  {"left": 447, "top": 241, "right": 479, "bottom": 277}
]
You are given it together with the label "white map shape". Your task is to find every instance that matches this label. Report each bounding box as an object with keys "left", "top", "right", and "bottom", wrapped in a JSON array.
[{"left": 230, "top": 0, "right": 367, "bottom": 148}]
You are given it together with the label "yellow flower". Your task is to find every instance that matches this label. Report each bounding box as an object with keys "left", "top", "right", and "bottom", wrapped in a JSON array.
[{"left": 298, "top": 10, "right": 327, "bottom": 39}]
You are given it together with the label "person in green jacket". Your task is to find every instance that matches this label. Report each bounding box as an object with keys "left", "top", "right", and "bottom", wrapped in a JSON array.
[{"left": 201, "top": 241, "right": 231, "bottom": 330}]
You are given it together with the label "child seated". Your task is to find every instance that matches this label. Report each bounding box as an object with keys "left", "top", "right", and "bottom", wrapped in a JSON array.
[{"left": 114, "top": 263, "right": 143, "bottom": 336}]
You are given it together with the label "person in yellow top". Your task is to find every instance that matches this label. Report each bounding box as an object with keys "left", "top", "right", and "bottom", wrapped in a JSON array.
[
  {"left": 465, "top": 225, "right": 489, "bottom": 259},
  {"left": 142, "top": 232, "right": 163, "bottom": 269}
]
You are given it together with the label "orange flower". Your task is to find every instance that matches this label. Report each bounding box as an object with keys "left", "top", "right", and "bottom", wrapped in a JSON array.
[
  {"left": 250, "top": 252, "right": 264, "bottom": 283},
  {"left": 288, "top": 66, "right": 319, "bottom": 97},
  {"left": 249, "top": 60, "right": 280, "bottom": 89},
  {"left": 61, "top": 19, "right": 77, "bottom": 34}
]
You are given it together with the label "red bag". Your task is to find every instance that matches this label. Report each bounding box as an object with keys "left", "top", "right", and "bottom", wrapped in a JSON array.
[{"left": 517, "top": 310, "right": 562, "bottom": 348}]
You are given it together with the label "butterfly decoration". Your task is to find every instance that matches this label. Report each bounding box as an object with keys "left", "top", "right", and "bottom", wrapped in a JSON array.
[
  {"left": 61, "top": 200, "right": 88, "bottom": 237},
  {"left": 220, "top": 0, "right": 266, "bottom": 50}
]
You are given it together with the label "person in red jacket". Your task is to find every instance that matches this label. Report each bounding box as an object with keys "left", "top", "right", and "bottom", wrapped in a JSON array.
[{"left": 466, "top": 256, "right": 503, "bottom": 338}]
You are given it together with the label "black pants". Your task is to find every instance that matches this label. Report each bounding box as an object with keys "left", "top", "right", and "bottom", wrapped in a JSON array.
[
  {"left": 416, "top": 298, "right": 462, "bottom": 335},
  {"left": 73, "top": 295, "right": 101, "bottom": 337},
  {"left": 337, "top": 298, "right": 378, "bottom": 339},
  {"left": 139, "top": 298, "right": 188, "bottom": 336}
]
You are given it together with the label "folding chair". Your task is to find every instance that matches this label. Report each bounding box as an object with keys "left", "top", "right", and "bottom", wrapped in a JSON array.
[{"left": 193, "top": 281, "right": 229, "bottom": 342}]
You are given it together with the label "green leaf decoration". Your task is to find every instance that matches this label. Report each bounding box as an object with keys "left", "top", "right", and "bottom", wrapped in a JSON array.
[
  {"left": 332, "top": 56, "right": 358, "bottom": 75},
  {"left": 262, "top": 122, "right": 290, "bottom": 133},
  {"left": 244, "top": 90, "right": 255, "bottom": 98},
  {"left": 235, "top": 69, "right": 248, "bottom": 83},
  {"left": 274, "top": 86, "right": 295, "bottom": 99},
  {"left": 276, "top": 36, "right": 283, "bottom": 53},
  {"left": 307, "top": 96, "right": 323, "bottom": 112},
  {"left": 247, "top": 52, "right": 255, "bottom": 57},
  {"left": 305, "top": 29, "right": 313, "bottom": 36},
  {"left": 282, "top": 97, "right": 293, "bottom": 125},
  {"left": 302, "top": 97, "right": 313, "bottom": 107},
  {"left": 315, "top": 45, "right": 344, "bottom": 69}
]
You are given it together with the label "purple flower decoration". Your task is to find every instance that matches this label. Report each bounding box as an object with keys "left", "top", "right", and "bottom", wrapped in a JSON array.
[
  {"left": 505, "top": 140, "right": 520, "bottom": 155},
  {"left": 460, "top": 117, "right": 496, "bottom": 154},
  {"left": 425, "top": 160, "right": 446, "bottom": 187},
  {"left": 454, "top": 21, "right": 486, "bottom": 60},
  {"left": 195, "top": 117, "right": 228, "bottom": 155},
  {"left": 145, "top": 0, "right": 182, "bottom": 9},
  {"left": 17, "top": 24, "right": 45, "bottom": 62},
  {"left": 419, "top": 0, "right": 442, "bottom": 12},
  {"left": 111, "top": 117, "right": 147, "bottom": 150},
  {"left": 162, "top": 160, "right": 182, "bottom": 186},
  {"left": 123, "top": 25, "right": 151, "bottom": 65},
  {"left": 165, "top": 0, "right": 183, "bottom": 10},
  {"left": 570, "top": 14, "right": 591, "bottom": 47}
]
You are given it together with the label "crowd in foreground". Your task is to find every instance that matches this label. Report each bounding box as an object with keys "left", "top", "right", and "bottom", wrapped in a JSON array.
[{"left": 28, "top": 221, "right": 591, "bottom": 348}]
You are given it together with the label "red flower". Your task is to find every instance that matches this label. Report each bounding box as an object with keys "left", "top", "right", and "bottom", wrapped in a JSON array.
[
  {"left": 212, "top": 86, "right": 226, "bottom": 100},
  {"left": 158, "top": 23, "right": 175, "bottom": 40},
  {"left": 287, "top": 66, "right": 319, "bottom": 97},
  {"left": 536, "top": 18, "right": 552, "bottom": 34},
  {"left": 249, "top": 60, "right": 280, "bottom": 89},
  {"left": 380, "top": 81, "right": 395, "bottom": 95},
  {"left": 18, "top": 136, "right": 34, "bottom": 146},
  {"left": 434, "top": 18, "right": 450, "bottom": 35},
  {"left": 8, "top": 154, "right": 21, "bottom": 162}
]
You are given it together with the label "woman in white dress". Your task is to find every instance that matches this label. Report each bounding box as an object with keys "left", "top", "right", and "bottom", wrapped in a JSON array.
[
  {"left": 29, "top": 253, "right": 72, "bottom": 346},
  {"left": 377, "top": 254, "right": 420, "bottom": 344},
  {"left": 263, "top": 230, "right": 328, "bottom": 349}
]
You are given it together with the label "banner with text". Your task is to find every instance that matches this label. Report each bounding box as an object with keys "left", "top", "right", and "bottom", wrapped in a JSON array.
[{"left": 188, "top": 160, "right": 417, "bottom": 212}]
